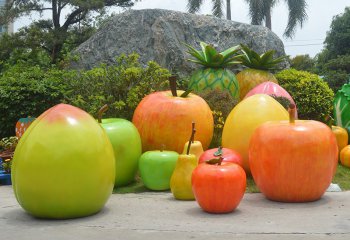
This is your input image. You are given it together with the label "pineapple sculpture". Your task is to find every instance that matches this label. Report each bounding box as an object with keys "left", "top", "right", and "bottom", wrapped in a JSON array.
[
  {"left": 185, "top": 42, "right": 241, "bottom": 100},
  {"left": 237, "top": 44, "right": 287, "bottom": 100}
]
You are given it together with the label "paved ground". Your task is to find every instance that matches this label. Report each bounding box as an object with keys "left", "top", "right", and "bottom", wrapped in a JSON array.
[{"left": 1, "top": 185, "right": 350, "bottom": 240}]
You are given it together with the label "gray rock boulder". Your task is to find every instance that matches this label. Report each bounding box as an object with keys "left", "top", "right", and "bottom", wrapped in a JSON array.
[{"left": 72, "top": 9, "right": 288, "bottom": 75}]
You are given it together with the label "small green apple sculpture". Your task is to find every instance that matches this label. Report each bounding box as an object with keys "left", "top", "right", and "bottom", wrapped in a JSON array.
[
  {"left": 139, "top": 146, "right": 179, "bottom": 191},
  {"left": 98, "top": 105, "right": 142, "bottom": 187},
  {"left": 11, "top": 104, "right": 115, "bottom": 219}
]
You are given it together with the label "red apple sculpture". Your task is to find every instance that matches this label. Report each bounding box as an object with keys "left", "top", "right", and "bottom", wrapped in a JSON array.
[
  {"left": 192, "top": 157, "right": 246, "bottom": 213},
  {"left": 132, "top": 77, "right": 214, "bottom": 153},
  {"left": 249, "top": 104, "right": 338, "bottom": 202},
  {"left": 198, "top": 146, "right": 243, "bottom": 167}
]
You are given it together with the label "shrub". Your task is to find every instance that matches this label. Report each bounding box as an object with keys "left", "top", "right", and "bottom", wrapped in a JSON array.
[
  {"left": 0, "top": 64, "right": 68, "bottom": 137},
  {"left": 275, "top": 69, "right": 334, "bottom": 123},
  {"left": 65, "top": 53, "right": 171, "bottom": 120},
  {"left": 198, "top": 89, "right": 238, "bottom": 148}
]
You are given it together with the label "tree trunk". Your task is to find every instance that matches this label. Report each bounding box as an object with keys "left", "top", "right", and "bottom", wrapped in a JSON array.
[
  {"left": 265, "top": 8, "right": 272, "bottom": 30},
  {"left": 226, "top": 0, "right": 231, "bottom": 20}
]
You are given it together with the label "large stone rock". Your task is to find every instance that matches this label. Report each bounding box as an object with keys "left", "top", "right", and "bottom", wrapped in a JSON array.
[{"left": 72, "top": 9, "right": 288, "bottom": 75}]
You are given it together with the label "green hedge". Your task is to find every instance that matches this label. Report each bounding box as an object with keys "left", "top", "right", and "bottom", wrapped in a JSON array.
[{"left": 276, "top": 69, "right": 334, "bottom": 122}]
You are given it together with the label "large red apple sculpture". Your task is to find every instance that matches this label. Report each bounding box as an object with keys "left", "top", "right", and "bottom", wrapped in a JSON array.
[
  {"left": 132, "top": 77, "right": 214, "bottom": 153},
  {"left": 249, "top": 104, "right": 338, "bottom": 202}
]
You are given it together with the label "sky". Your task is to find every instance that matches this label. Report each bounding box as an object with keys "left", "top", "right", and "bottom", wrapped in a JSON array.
[{"left": 13, "top": 0, "right": 350, "bottom": 58}]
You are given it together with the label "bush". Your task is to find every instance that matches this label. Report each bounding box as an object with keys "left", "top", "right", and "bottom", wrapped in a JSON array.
[
  {"left": 0, "top": 64, "right": 68, "bottom": 137},
  {"left": 65, "top": 53, "right": 171, "bottom": 120},
  {"left": 275, "top": 69, "right": 334, "bottom": 123},
  {"left": 198, "top": 89, "right": 238, "bottom": 148}
]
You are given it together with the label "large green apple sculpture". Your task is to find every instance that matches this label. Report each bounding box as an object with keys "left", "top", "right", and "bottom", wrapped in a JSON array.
[
  {"left": 98, "top": 105, "right": 142, "bottom": 187},
  {"left": 11, "top": 104, "right": 115, "bottom": 219}
]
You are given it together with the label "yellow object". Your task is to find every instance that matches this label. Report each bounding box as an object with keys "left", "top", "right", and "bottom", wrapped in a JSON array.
[
  {"left": 182, "top": 141, "right": 203, "bottom": 161},
  {"left": 222, "top": 94, "right": 289, "bottom": 174},
  {"left": 170, "top": 154, "right": 197, "bottom": 200},
  {"left": 340, "top": 145, "right": 350, "bottom": 168},
  {"left": 332, "top": 126, "right": 348, "bottom": 154},
  {"left": 236, "top": 69, "right": 278, "bottom": 100}
]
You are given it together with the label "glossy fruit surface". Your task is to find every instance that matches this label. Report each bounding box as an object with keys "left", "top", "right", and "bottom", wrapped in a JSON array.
[
  {"left": 132, "top": 90, "right": 213, "bottom": 153},
  {"left": 182, "top": 141, "right": 204, "bottom": 161},
  {"left": 192, "top": 162, "right": 246, "bottom": 213},
  {"left": 198, "top": 147, "right": 243, "bottom": 167},
  {"left": 139, "top": 150, "right": 179, "bottom": 190},
  {"left": 222, "top": 94, "right": 289, "bottom": 173},
  {"left": 170, "top": 154, "right": 197, "bottom": 200},
  {"left": 332, "top": 125, "right": 348, "bottom": 154},
  {"left": 11, "top": 104, "right": 115, "bottom": 219},
  {"left": 249, "top": 118, "right": 338, "bottom": 202},
  {"left": 340, "top": 145, "right": 350, "bottom": 168},
  {"left": 101, "top": 118, "right": 142, "bottom": 187}
]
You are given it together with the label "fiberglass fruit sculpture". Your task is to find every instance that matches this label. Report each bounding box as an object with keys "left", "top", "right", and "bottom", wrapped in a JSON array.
[
  {"left": 192, "top": 157, "right": 246, "bottom": 213},
  {"left": 236, "top": 44, "right": 287, "bottom": 100},
  {"left": 340, "top": 145, "right": 350, "bottom": 168},
  {"left": 132, "top": 77, "right": 214, "bottom": 153},
  {"left": 332, "top": 125, "right": 348, "bottom": 155},
  {"left": 249, "top": 104, "right": 338, "bottom": 202},
  {"left": 98, "top": 105, "right": 142, "bottom": 187},
  {"left": 185, "top": 42, "right": 241, "bottom": 99},
  {"left": 334, "top": 83, "right": 350, "bottom": 142},
  {"left": 198, "top": 146, "right": 243, "bottom": 168},
  {"left": 182, "top": 123, "right": 204, "bottom": 161},
  {"left": 11, "top": 104, "right": 115, "bottom": 219},
  {"left": 15, "top": 117, "right": 36, "bottom": 139},
  {"left": 170, "top": 123, "right": 198, "bottom": 200},
  {"left": 138, "top": 146, "right": 179, "bottom": 191},
  {"left": 222, "top": 94, "right": 289, "bottom": 173}
]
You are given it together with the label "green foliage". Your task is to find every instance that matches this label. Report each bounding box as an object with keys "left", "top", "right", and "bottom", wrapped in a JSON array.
[
  {"left": 324, "top": 7, "right": 350, "bottom": 59},
  {"left": 184, "top": 42, "right": 241, "bottom": 68},
  {"left": 275, "top": 69, "right": 334, "bottom": 123},
  {"left": 0, "top": 136, "right": 18, "bottom": 152},
  {"left": 239, "top": 44, "right": 287, "bottom": 70},
  {"left": 198, "top": 89, "right": 238, "bottom": 148},
  {"left": 65, "top": 53, "right": 171, "bottom": 120},
  {"left": 323, "top": 70, "right": 349, "bottom": 93},
  {"left": 0, "top": 64, "right": 68, "bottom": 137},
  {"left": 270, "top": 94, "right": 292, "bottom": 110},
  {"left": 290, "top": 54, "right": 316, "bottom": 72}
]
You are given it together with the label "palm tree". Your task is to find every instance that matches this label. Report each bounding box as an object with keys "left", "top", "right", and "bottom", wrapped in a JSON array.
[
  {"left": 187, "top": 0, "right": 232, "bottom": 20},
  {"left": 245, "top": 0, "right": 308, "bottom": 38}
]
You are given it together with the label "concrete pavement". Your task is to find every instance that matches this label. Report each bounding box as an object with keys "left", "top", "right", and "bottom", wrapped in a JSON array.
[{"left": 1, "top": 185, "right": 350, "bottom": 239}]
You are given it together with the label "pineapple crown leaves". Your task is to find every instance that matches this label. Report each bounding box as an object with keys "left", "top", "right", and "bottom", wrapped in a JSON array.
[
  {"left": 183, "top": 42, "right": 242, "bottom": 68},
  {"left": 239, "top": 44, "right": 288, "bottom": 70}
]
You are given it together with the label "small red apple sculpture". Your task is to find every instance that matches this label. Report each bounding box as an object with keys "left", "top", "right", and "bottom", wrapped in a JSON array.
[
  {"left": 192, "top": 157, "right": 246, "bottom": 213},
  {"left": 198, "top": 146, "right": 243, "bottom": 168},
  {"left": 132, "top": 77, "right": 214, "bottom": 153},
  {"left": 249, "top": 104, "right": 338, "bottom": 202}
]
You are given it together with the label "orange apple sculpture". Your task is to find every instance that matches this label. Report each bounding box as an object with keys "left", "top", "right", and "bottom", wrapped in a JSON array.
[
  {"left": 222, "top": 94, "right": 289, "bottom": 173},
  {"left": 249, "top": 104, "right": 338, "bottom": 202},
  {"left": 132, "top": 77, "right": 214, "bottom": 153}
]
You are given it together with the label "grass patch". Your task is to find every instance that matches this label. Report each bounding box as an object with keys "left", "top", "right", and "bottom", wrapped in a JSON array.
[
  {"left": 333, "top": 164, "right": 350, "bottom": 190},
  {"left": 113, "top": 164, "right": 350, "bottom": 194}
]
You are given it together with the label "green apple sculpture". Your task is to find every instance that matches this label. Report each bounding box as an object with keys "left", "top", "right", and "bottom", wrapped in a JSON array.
[
  {"left": 139, "top": 147, "right": 179, "bottom": 191},
  {"left": 98, "top": 105, "right": 142, "bottom": 187},
  {"left": 11, "top": 104, "right": 115, "bottom": 219}
]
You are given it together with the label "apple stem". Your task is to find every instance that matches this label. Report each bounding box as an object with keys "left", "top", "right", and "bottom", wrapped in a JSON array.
[
  {"left": 98, "top": 104, "right": 109, "bottom": 123},
  {"left": 169, "top": 75, "right": 178, "bottom": 97},
  {"left": 218, "top": 156, "right": 223, "bottom": 166},
  {"left": 186, "top": 121, "right": 196, "bottom": 155},
  {"left": 288, "top": 103, "right": 296, "bottom": 124}
]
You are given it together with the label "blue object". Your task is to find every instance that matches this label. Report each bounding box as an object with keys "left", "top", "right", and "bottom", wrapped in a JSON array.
[{"left": 0, "top": 170, "right": 11, "bottom": 185}]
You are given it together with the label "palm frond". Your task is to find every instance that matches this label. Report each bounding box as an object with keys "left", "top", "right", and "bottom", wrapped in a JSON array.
[
  {"left": 284, "top": 0, "right": 308, "bottom": 38},
  {"left": 212, "top": 0, "right": 224, "bottom": 18},
  {"left": 187, "top": 0, "right": 204, "bottom": 13},
  {"left": 245, "top": 0, "right": 265, "bottom": 25}
]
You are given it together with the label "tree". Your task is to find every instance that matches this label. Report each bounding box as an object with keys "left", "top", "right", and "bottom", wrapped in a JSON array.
[
  {"left": 290, "top": 54, "right": 316, "bottom": 72},
  {"left": 324, "top": 7, "right": 350, "bottom": 60},
  {"left": 0, "top": 0, "right": 136, "bottom": 63},
  {"left": 245, "top": 0, "right": 308, "bottom": 38},
  {"left": 187, "top": 0, "right": 232, "bottom": 20}
]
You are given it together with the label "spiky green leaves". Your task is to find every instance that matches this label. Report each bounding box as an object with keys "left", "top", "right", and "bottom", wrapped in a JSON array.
[
  {"left": 184, "top": 42, "right": 241, "bottom": 68},
  {"left": 239, "top": 44, "right": 288, "bottom": 70}
]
